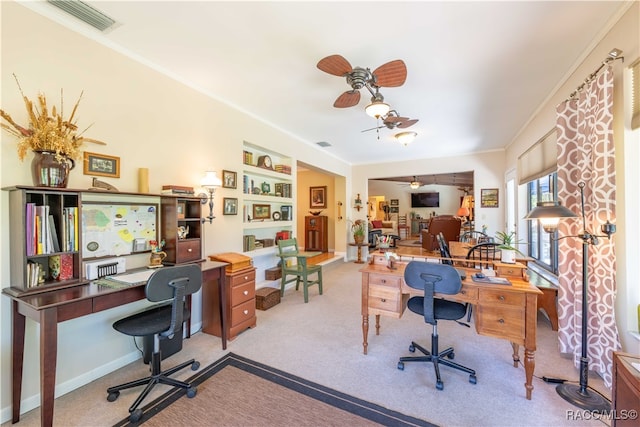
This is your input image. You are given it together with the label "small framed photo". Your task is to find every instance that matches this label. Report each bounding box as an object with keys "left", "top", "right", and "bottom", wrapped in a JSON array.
[
  {"left": 252, "top": 204, "right": 271, "bottom": 220},
  {"left": 480, "top": 188, "right": 499, "bottom": 208},
  {"left": 310, "top": 186, "right": 327, "bottom": 208},
  {"left": 177, "top": 201, "right": 186, "bottom": 219},
  {"left": 222, "top": 170, "right": 237, "bottom": 189},
  {"left": 390, "top": 199, "right": 399, "bottom": 206},
  {"left": 223, "top": 197, "right": 238, "bottom": 215},
  {"left": 390, "top": 206, "right": 399, "bottom": 213},
  {"left": 83, "top": 152, "right": 120, "bottom": 178}
]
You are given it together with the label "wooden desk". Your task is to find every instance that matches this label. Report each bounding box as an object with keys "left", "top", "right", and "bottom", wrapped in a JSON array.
[
  {"left": 2, "top": 261, "right": 227, "bottom": 427},
  {"left": 360, "top": 254, "right": 541, "bottom": 400},
  {"left": 448, "top": 241, "right": 533, "bottom": 265}
]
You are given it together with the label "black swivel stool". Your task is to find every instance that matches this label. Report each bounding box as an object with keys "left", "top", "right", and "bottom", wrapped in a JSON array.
[
  {"left": 397, "top": 262, "right": 477, "bottom": 390},
  {"left": 107, "top": 264, "right": 202, "bottom": 423}
]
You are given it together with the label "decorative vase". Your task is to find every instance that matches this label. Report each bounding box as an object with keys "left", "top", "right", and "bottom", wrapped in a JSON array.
[
  {"left": 31, "top": 150, "right": 75, "bottom": 188},
  {"left": 501, "top": 249, "right": 516, "bottom": 264},
  {"left": 354, "top": 234, "right": 365, "bottom": 244},
  {"left": 149, "top": 251, "right": 167, "bottom": 267}
]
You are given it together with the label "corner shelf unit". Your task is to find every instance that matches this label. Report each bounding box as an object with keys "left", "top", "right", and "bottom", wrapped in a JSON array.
[{"left": 241, "top": 142, "right": 294, "bottom": 254}]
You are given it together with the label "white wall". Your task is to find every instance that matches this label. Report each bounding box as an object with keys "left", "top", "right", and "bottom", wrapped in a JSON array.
[
  {"left": 0, "top": 2, "right": 350, "bottom": 421},
  {"left": 505, "top": 2, "right": 639, "bottom": 353}
]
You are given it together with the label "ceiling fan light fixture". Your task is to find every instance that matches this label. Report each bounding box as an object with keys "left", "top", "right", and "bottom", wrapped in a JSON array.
[
  {"left": 365, "top": 100, "right": 390, "bottom": 119},
  {"left": 395, "top": 131, "right": 417, "bottom": 146},
  {"left": 410, "top": 181, "right": 421, "bottom": 189}
]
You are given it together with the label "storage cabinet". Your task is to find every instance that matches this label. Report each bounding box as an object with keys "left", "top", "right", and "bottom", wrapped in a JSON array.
[
  {"left": 612, "top": 352, "right": 640, "bottom": 427},
  {"left": 7, "top": 187, "right": 82, "bottom": 294},
  {"left": 305, "top": 215, "right": 328, "bottom": 252},
  {"left": 161, "top": 196, "right": 204, "bottom": 264},
  {"left": 202, "top": 266, "right": 257, "bottom": 340}
]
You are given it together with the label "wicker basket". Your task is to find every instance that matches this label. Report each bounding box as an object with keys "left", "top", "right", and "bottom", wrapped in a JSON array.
[
  {"left": 265, "top": 267, "right": 282, "bottom": 280},
  {"left": 255, "top": 287, "right": 281, "bottom": 310}
]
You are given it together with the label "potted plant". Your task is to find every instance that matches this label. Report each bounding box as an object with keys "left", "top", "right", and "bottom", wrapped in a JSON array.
[
  {"left": 0, "top": 75, "right": 105, "bottom": 187},
  {"left": 495, "top": 231, "right": 524, "bottom": 263},
  {"left": 351, "top": 219, "right": 367, "bottom": 244}
]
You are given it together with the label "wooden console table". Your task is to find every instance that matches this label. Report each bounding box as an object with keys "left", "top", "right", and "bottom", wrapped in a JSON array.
[
  {"left": 3, "top": 261, "right": 227, "bottom": 427},
  {"left": 360, "top": 253, "right": 541, "bottom": 400}
]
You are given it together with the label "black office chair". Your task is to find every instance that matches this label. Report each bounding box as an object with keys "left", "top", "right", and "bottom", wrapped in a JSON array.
[
  {"left": 106, "top": 265, "right": 202, "bottom": 422},
  {"left": 397, "top": 262, "right": 477, "bottom": 390},
  {"left": 466, "top": 242, "right": 500, "bottom": 269}
]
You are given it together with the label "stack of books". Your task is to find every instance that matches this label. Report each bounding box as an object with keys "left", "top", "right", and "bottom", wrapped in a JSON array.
[
  {"left": 161, "top": 185, "right": 195, "bottom": 195},
  {"left": 274, "top": 164, "right": 291, "bottom": 175}
]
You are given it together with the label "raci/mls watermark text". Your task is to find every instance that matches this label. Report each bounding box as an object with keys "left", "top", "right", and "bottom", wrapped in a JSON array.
[{"left": 566, "top": 409, "right": 638, "bottom": 422}]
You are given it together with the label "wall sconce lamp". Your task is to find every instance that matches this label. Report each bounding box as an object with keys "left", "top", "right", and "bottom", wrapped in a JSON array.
[
  {"left": 354, "top": 193, "right": 363, "bottom": 211},
  {"left": 524, "top": 182, "right": 615, "bottom": 412},
  {"left": 200, "top": 170, "right": 222, "bottom": 223}
]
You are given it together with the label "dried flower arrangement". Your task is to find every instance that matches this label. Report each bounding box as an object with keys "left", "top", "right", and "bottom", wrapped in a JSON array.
[{"left": 0, "top": 74, "right": 105, "bottom": 163}]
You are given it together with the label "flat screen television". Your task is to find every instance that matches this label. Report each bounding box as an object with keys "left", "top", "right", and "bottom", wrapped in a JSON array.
[{"left": 411, "top": 192, "right": 440, "bottom": 208}]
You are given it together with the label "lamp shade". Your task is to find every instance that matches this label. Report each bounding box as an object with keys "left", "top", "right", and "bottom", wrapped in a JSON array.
[
  {"left": 524, "top": 201, "right": 578, "bottom": 233},
  {"left": 395, "top": 131, "right": 417, "bottom": 146},
  {"left": 457, "top": 207, "right": 470, "bottom": 217},
  {"left": 365, "top": 101, "right": 390, "bottom": 118},
  {"left": 200, "top": 171, "right": 222, "bottom": 188}
]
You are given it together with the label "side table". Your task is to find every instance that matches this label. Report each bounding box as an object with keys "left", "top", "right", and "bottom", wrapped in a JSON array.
[{"left": 349, "top": 242, "right": 368, "bottom": 264}]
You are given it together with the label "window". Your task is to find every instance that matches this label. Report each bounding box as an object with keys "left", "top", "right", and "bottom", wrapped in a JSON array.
[{"left": 527, "top": 173, "right": 559, "bottom": 274}]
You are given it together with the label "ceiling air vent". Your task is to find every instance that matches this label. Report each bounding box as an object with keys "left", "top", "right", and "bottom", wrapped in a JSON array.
[
  {"left": 316, "top": 141, "right": 332, "bottom": 148},
  {"left": 47, "top": 0, "right": 117, "bottom": 32}
]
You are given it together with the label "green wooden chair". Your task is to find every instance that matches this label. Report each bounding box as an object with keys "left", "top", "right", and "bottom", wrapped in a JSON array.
[{"left": 276, "top": 238, "right": 323, "bottom": 303}]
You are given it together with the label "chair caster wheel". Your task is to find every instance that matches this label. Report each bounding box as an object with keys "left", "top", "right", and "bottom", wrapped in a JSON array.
[
  {"left": 186, "top": 386, "right": 197, "bottom": 398},
  {"left": 107, "top": 391, "right": 119, "bottom": 402},
  {"left": 129, "top": 409, "right": 143, "bottom": 423},
  {"left": 397, "top": 362, "right": 405, "bottom": 371},
  {"left": 408, "top": 344, "right": 415, "bottom": 352},
  {"left": 191, "top": 361, "right": 200, "bottom": 371},
  {"left": 447, "top": 352, "right": 455, "bottom": 359},
  {"left": 436, "top": 381, "right": 444, "bottom": 390},
  {"left": 469, "top": 374, "right": 477, "bottom": 384}
]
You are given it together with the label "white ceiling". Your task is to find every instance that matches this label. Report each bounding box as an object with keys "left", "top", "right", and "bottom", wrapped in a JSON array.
[{"left": 25, "top": 1, "right": 627, "bottom": 165}]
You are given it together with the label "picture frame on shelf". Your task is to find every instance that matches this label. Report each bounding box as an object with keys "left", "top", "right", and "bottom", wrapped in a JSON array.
[
  {"left": 177, "top": 201, "right": 186, "bottom": 219},
  {"left": 223, "top": 198, "right": 238, "bottom": 215},
  {"left": 222, "top": 170, "right": 237, "bottom": 189},
  {"left": 252, "top": 204, "right": 271, "bottom": 220},
  {"left": 480, "top": 188, "right": 499, "bottom": 208},
  {"left": 310, "top": 186, "right": 327, "bottom": 209},
  {"left": 280, "top": 205, "right": 292, "bottom": 221},
  {"left": 83, "top": 152, "right": 120, "bottom": 178}
]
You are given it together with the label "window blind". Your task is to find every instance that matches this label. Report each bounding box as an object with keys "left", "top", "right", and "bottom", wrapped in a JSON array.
[
  {"left": 631, "top": 58, "right": 640, "bottom": 130},
  {"left": 517, "top": 128, "right": 557, "bottom": 185}
]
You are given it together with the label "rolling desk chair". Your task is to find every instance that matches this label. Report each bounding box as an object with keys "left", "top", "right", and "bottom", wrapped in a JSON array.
[
  {"left": 106, "top": 264, "right": 202, "bottom": 423},
  {"left": 397, "top": 262, "right": 477, "bottom": 390}
]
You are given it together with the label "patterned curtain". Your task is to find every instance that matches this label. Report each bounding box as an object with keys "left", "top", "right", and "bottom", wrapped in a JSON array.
[{"left": 555, "top": 66, "right": 620, "bottom": 388}]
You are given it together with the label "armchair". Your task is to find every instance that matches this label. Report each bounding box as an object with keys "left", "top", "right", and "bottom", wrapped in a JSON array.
[{"left": 421, "top": 215, "right": 462, "bottom": 251}]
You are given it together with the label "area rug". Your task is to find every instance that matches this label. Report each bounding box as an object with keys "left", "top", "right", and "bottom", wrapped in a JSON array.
[{"left": 113, "top": 352, "right": 436, "bottom": 427}]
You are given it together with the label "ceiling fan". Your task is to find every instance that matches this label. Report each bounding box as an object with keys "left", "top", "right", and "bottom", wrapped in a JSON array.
[
  {"left": 316, "top": 54, "right": 407, "bottom": 109},
  {"left": 361, "top": 110, "right": 419, "bottom": 133},
  {"left": 394, "top": 176, "right": 423, "bottom": 189}
]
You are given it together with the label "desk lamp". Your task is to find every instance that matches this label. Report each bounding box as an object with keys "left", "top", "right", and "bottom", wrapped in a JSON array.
[
  {"left": 525, "top": 182, "right": 615, "bottom": 412},
  {"left": 201, "top": 171, "right": 221, "bottom": 223}
]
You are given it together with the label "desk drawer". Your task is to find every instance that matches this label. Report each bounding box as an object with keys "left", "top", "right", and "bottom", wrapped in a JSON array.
[
  {"left": 369, "top": 273, "right": 401, "bottom": 288},
  {"left": 369, "top": 284, "right": 401, "bottom": 313},
  {"left": 479, "top": 288, "right": 524, "bottom": 306},
  {"left": 457, "top": 284, "right": 478, "bottom": 303},
  {"left": 176, "top": 240, "right": 201, "bottom": 263},
  {"left": 229, "top": 269, "right": 256, "bottom": 287},
  {"left": 476, "top": 305, "right": 524, "bottom": 342},
  {"left": 230, "top": 298, "right": 256, "bottom": 327},
  {"left": 231, "top": 280, "right": 255, "bottom": 304}
]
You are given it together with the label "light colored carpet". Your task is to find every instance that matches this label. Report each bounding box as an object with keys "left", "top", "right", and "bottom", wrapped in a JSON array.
[{"left": 4, "top": 261, "right": 611, "bottom": 427}]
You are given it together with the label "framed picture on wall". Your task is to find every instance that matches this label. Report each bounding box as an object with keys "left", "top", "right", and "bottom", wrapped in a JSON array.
[
  {"left": 310, "top": 186, "right": 327, "bottom": 209},
  {"left": 480, "top": 188, "right": 499, "bottom": 208},
  {"left": 390, "top": 199, "right": 399, "bottom": 206},
  {"left": 222, "top": 170, "right": 237, "bottom": 189},
  {"left": 223, "top": 198, "right": 238, "bottom": 215}
]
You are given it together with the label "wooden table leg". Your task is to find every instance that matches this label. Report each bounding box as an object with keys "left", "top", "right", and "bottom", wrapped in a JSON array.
[
  {"left": 375, "top": 314, "right": 381, "bottom": 335},
  {"left": 362, "top": 314, "right": 369, "bottom": 354},
  {"left": 524, "top": 348, "right": 535, "bottom": 400},
  {"left": 40, "top": 308, "right": 58, "bottom": 427},
  {"left": 11, "top": 301, "right": 26, "bottom": 424},
  {"left": 511, "top": 342, "right": 520, "bottom": 368}
]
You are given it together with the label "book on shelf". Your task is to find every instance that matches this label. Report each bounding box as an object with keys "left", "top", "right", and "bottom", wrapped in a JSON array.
[
  {"left": 162, "top": 185, "right": 194, "bottom": 192},
  {"left": 161, "top": 189, "right": 195, "bottom": 195}
]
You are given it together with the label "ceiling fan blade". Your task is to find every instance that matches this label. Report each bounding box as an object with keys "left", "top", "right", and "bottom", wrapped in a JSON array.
[
  {"left": 384, "top": 116, "right": 409, "bottom": 125},
  {"left": 361, "top": 125, "right": 384, "bottom": 133},
  {"left": 317, "top": 54, "right": 353, "bottom": 76},
  {"left": 373, "top": 60, "right": 407, "bottom": 87},
  {"left": 398, "top": 119, "right": 419, "bottom": 128},
  {"left": 333, "top": 90, "right": 360, "bottom": 108}
]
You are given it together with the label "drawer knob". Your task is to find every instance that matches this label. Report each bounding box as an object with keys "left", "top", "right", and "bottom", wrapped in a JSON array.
[
  {"left": 188, "top": 248, "right": 192, "bottom": 252},
  {"left": 243, "top": 290, "right": 249, "bottom": 295},
  {"left": 243, "top": 310, "right": 249, "bottom": 315},
  {"left": 461, "top": 290, "right": 466, "bottom": 295},
  {"left": 381, "top": 298, "right": 387, "bottom": 302},
  {"left": 381, "top": 279, "right": 386, "bottom": 283},
  {"left": 499, "top": 295, "right": 505, "bottom": 301},
  {"left": 498, "top": 318, "right": 505, "bottom": 324},
  {"left": 244, "top": 276, "right": 249, "bottom": 280}
]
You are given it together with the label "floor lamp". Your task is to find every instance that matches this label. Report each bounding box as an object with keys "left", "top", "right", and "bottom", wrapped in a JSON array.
[{"left": 525, "top": 182, "right": 615, "bottom": 412}]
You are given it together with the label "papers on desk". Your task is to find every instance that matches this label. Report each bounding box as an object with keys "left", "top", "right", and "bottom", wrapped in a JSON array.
[
  {"left": 94, "top": 269, "right": 156, "bottom": 288},
  {"left": 471, "top": 274, "right": 512, "bottom": 285}
]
